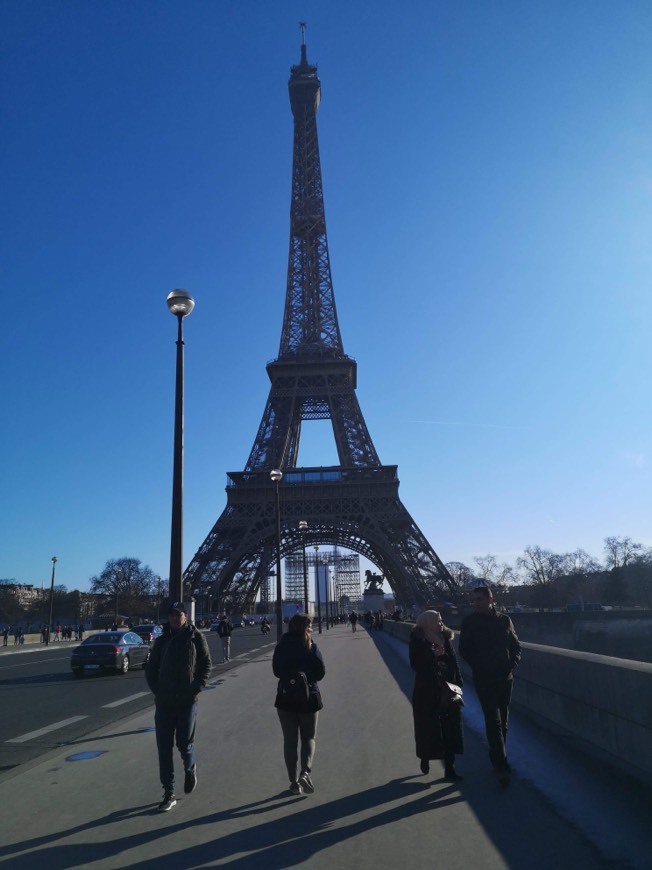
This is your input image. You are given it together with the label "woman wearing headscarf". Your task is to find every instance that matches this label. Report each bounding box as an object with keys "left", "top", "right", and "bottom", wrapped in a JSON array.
[
  {"left": 409, "top": 609, "right": 464, "bottom": 780},
  {"left": 272, "top": 613, "right": 325, "bottom": 796}
]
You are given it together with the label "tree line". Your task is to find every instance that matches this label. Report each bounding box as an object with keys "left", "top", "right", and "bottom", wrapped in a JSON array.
[
  {"left": 0, "top": 558, "right": 165, "bottom": 628},
  {"left": 445, "top": 536, "right": 652, "bottom": 609},
  {"left": 3, "top": 536, "right": 651, "bottom": 627}
]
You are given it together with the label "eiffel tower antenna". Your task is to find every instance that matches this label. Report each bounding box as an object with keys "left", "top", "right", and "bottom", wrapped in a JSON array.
[{"left": 185, "top": 36, "right": 456, "bottom": 614}]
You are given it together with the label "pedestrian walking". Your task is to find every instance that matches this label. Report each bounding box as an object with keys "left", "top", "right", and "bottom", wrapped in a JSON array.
[
  {"left": 409, "top": 610, "right": 464, "bottom": 781},
  {"left": 216, "top": 615, "right": 233, "bottom": 662},
  {"left": 272, "top": 613, "right": 325, "bottom": 796},
  {"left": 459, "top": 586, "right": 522, "bottom": 786},
  {"left": 2, "top": 626, "right": 8, "bottom": 646},
  {"left": 349, "top": 611, "right": 358, "bottom": 632},
  {"left": 145, "top": 601, "right": 212, "bottom": 812}
]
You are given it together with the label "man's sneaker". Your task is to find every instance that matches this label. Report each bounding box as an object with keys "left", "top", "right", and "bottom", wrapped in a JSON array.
[
  {"left": 289, "top": 781, "right": 303, "bottom": 796},
  {"left": 298, "top": 772, "right": 314, "bottom": 793},
  {"left": 184, "top": 767, "right": 197, "bottom": 794},
  {"left": 158, "top": 793, "right": 176, "bottom": 812}
]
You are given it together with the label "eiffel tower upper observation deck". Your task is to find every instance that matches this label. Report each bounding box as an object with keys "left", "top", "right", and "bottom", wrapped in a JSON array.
[{"left": 184, "top": 37, "right": 455, "bottom": 612}]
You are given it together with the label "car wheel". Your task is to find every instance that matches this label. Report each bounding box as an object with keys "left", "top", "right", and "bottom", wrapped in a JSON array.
[
  {"left": 118, "top": 656, "right": 129, "bottom": 674},
  {"left": 72, "top": 668, "right": 84, "bottom": 678}
]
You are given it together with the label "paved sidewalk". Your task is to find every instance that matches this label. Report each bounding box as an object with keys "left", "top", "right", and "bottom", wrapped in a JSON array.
[{"left": 0, "top": 626, "right": 646, "bottom": 869}]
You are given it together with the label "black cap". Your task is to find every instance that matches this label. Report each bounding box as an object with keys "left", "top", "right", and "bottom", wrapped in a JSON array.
[{"left": 168, "top": 601, "right": 187, "bottom": 614}]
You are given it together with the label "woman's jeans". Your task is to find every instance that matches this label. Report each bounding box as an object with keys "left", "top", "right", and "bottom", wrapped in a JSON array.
[
  {"left": 277, "top": 709, "right": 318, "bottom": 782},
  {"left": 155, "top": 702, "right": 197, "bottom": 793}
]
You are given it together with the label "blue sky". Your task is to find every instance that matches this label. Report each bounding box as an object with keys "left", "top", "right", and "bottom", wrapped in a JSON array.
[{"left": 2, "top": 1, "right": 650, "bottom": 594}]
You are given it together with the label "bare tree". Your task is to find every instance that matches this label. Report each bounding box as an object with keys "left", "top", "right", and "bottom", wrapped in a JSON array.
[
  {"left": 445, "top": 562, "right": 475, "bottom": 591},
  {"left": 89, "top": 558, "right": 157, "bottom": 622},
  {"left": 603, "top": 537, "right": 643, "bottom": 570},
  {"left": 516, "top": 545, "right": 572, "bottom": 587},
  {"left": 473, "top": 554, "right": 516, "bottom": 585}
]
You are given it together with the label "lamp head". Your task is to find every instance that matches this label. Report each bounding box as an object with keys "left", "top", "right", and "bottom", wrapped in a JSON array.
[
  {"left": 270, "top": 469, "right": 283, "bottom": 483},
  {"left": 166, "top": 288, "right": 195, "bottom": 317},
  {"left": 299, "top": 520, "right": 308, "bottom": 531}
]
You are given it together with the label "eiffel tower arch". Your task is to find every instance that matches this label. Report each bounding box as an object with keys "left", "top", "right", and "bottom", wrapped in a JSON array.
[{"left": 185, "top": 37, "right": 456, "bottom": 614}]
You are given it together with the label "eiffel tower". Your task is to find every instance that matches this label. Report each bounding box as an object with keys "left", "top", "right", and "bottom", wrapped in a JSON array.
[{"left": 185, "top": 35, "right": 455, "bottom": 613}]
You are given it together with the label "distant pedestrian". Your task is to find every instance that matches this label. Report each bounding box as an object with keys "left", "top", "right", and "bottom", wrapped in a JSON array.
[
  {"left": 410, "top": 610, "right": 464, "bottom": 781},
  {"left": 272, "top": 613, "right": 325, "bottom": 796},
  {"left": 78, "top": 623, "right": 84, "bottom": 641},
  {"left": 459, "top": 586, "right": 522, "bottom": 786},
  {"left": 2, "top": 626, "right": 8, "bottom": 646},
  {"left": 349, "top": 612, "right": 358, "bottom": 632},
  {"left": 145, "top": 601, "right": 211, "bottom": 813},
  {"left": 216, "top": 615, "right": 233, "bottom": 662},
  {"left": 14, "top": 628, "right": 20, "bottom": 645}
]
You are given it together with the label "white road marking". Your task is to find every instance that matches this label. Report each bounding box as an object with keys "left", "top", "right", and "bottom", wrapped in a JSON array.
[
  {"left": 0, "top": 656, "right": 69, "bottom": 668},
  {"left": 102, "top": 692, "right": 149, "bottom": 708},
  {"left": 7, "top": 716, "right": 88, "bottom": 743}
]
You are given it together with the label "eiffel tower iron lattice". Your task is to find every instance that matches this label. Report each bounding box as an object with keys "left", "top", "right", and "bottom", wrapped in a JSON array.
[{"left": 185, "top": 38, "right": 456, "bottom": 614}]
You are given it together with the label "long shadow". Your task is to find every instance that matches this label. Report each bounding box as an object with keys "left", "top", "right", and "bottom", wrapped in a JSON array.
[{"left": 0, "top": 777, "right": 460, "bottom": 870}]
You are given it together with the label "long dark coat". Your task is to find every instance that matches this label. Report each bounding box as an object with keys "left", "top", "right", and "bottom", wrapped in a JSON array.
[{"left": 409, "top": 627, "right": 464, "bottom": 760}]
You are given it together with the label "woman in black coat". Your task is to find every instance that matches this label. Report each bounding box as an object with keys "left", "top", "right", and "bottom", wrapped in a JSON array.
[
  {"left": 272, "top": 613, "right": 325, "bottom": 796},
  {"left": 409, "top": 610, "right": 464, "bottom": 780}
]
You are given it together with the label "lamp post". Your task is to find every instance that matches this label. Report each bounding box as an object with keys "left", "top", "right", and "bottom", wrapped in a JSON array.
[
  {"left": 314, "top": 545, "right": 322, "bottom": 634},
  {"left": 155, "top": 576, "right": 162, "bottom": 624},
  {"left": 299, "top": 520, "right": 308, "bottom": 613},
  {"left": 323, "top": 559, "right": 330, "bottom": 630},
  {"left": 46, "top": 556, "right": 57, "bottom": 646},
  {"left": 270, "top": 469, "right": 283, "bottom": 640},
  {"left": 166, "top": 288, "right": 195, "bottom": 604}
]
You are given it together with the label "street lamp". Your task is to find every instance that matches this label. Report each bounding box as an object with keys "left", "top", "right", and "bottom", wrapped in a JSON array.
[
  {"left": 270, "top": 468, "right": 283, "bottom": 640},
  {"left": 155, "top": 576, "right": 162, "bottom": 623},
  {"left": 323, "top": 558, "right": 330, "bottom": 630},
  {"left": 166, "top": 288, "right": 195, "bottom": 604},
  {"left": 314, "top": 545, "right": 322, "bottom": 634},
  {"left": 46, "top": 556, "right": 57, "bottom": 646},
  {"left": 299, "top": 520, "right": 308, "bottom": 613}
]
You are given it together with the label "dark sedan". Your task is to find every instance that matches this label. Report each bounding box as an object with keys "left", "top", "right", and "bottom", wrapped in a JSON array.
[
  {"left": 70, "top": 631, "right": 150, "bottom": 677},
  {"left": 131, "top": 623, "right": 163, "bottom": 644}
]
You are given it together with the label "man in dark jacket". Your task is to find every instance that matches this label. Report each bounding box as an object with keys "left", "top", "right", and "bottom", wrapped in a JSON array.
[
  {"left": 216, "top": 614, "right": 233, "bottom": 662},
  {"left": 459, "top": 586, "right": 521, "bottom": 785},
  {"left": 146, "top": 601, "right": 212, "bottom": 812}
]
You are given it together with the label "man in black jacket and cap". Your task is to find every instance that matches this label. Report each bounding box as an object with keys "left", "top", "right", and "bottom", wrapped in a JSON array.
[
  {"left": 459, "top": 586, "right": 521, "bottom": 785},
  {"left": 146, "top": 601, "right": 211, "bottom": 811}
]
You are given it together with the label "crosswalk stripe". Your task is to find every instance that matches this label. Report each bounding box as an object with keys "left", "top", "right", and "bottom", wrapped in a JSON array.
[
  {"left": 102, "top": 692, "right": 150, "bottom": 708},
  {"left": 7, "top": 716, "right": 88, "bottom": 743}
]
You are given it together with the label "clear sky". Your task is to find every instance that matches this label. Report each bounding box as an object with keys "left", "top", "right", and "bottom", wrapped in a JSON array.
[{"left": 2, "top": 1, "right": 650, "bottom": 595}]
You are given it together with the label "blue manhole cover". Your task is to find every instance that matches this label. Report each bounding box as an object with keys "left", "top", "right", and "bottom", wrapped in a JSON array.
[{"left": 66, "top": 751, "right": 107, "bottom": 762}]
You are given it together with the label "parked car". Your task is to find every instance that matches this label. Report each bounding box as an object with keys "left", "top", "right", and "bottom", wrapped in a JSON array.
[
  {"left": 70, "top": 631, "right": 150, "bottom": 677},
  {"left": 209, "top": 621, "right": 220, "bottom": 631},
  {"left": 131, "top": 623, "right": 163, "bottom": 644}
]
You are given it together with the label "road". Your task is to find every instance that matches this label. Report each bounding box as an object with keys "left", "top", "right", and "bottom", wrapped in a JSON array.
[{"left": 0, "top": 626, "right": 275, "bottom": 781}]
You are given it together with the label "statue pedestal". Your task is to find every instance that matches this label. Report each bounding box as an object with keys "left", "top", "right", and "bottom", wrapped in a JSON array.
[{"left": 363, "top": 589, "right": 385, "bottom": 612}]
